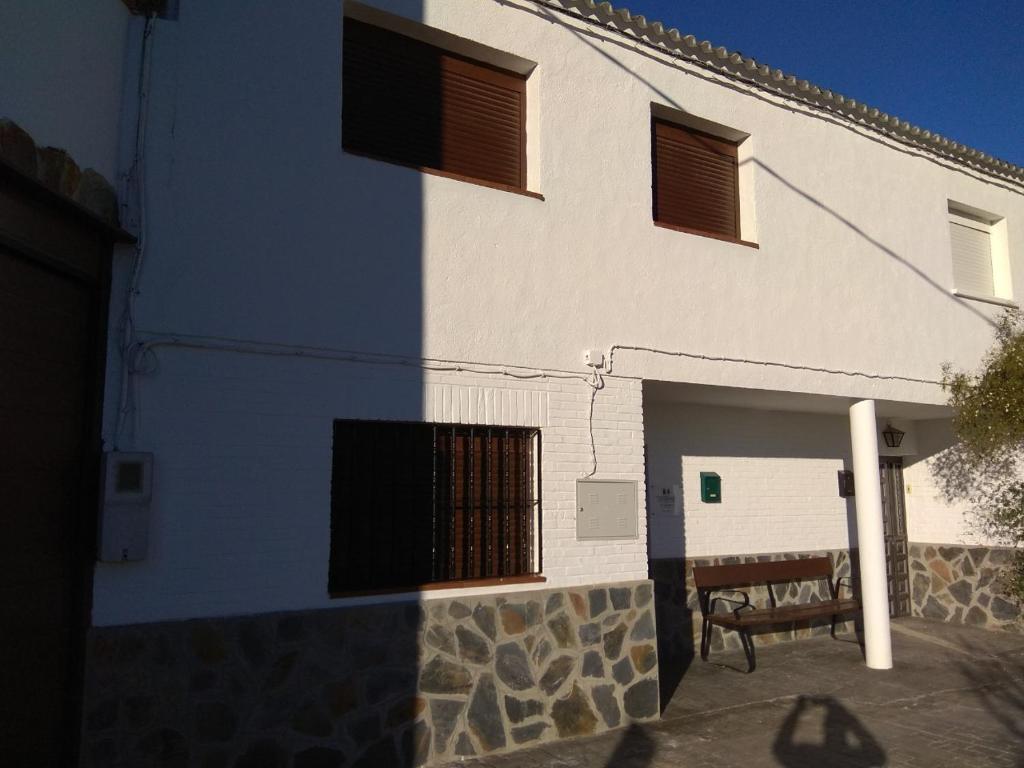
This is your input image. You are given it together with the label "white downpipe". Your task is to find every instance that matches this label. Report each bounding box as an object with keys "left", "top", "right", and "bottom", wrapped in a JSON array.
[{"left": 849, "top": 399, "right": 893, "bottom": 670}]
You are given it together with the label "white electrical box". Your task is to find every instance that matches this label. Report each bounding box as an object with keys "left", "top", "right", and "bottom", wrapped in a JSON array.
[
  {"left": 576, "top": 479, "right": 638, "bottom": 540},
  {"left": 98, "top": 452, "right": 153, "bottom": 562}
]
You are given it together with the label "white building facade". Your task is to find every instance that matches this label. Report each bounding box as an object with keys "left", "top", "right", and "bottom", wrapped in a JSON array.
[{"left": 2, "top": 0, "right": 1023, "bottom": 764}]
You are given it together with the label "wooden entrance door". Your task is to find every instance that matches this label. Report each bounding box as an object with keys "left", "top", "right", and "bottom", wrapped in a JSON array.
[
  {"left": 879, "top": 458, "right": 911, "bottom": 617},
  {"left": 0, "top": 167, "right": 115, "bottom": 764}
]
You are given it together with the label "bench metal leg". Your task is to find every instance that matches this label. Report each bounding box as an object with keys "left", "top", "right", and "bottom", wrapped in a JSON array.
[
  {"left": 830, "top": 613, "right": 838, "bottom": 639},
  {"left": 699, "top": 618, "right": 712, "bottom": 661},
  {"left": 739, "top": 630, "right": 756, "bottom": 673}
]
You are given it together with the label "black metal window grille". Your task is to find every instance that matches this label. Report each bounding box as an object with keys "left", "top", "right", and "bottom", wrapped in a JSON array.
[{"left": 329, "top": 420, "right": 541, "bottom": 593}]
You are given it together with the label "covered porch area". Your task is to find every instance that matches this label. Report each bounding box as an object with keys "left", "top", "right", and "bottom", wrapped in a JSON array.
[{"left": 639, "top": 379, "right": 965, "bottom": 701}]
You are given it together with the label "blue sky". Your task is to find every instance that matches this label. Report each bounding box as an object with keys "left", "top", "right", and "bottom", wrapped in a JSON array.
[{"left": 629, "top": 0, "right": 1024, "bottom": 166}]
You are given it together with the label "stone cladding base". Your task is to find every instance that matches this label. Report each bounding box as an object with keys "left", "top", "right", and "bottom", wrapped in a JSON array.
[
  {"left": 909, "top": 543, "right": 1023, "bottom": 631},
  {"left": 80, "top": 580, "right": 659, "bottom": 767}
]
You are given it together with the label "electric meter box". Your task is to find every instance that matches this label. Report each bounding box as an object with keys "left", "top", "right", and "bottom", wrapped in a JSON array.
[
  {"left": 98, "top": 452, "right": 153, "bottom": 562},
  {"left": 700, "top": 472, "right": 721, "bottom": 503},
  {"left": 576, "top": 479, "right": 638, "bottom": 540}
]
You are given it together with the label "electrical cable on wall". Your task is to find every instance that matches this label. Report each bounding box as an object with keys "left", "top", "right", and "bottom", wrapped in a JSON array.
[
  {"left": 605, "top": 344, "right": 942, "bottom": 386},
  {"left": 128, "top": 333, "right": 607, "bottom": 479},
  {"left": 581, "top": 369, "right": 604, "bottom": 479},
  {"left": 123, "top": 332, "right": 941, "bottom": 486},
  {"left": 114, "top": 15, "right": 156, "bottom": 451}
]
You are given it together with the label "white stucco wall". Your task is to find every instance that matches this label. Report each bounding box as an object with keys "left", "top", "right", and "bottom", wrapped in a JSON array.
[
  {"left": 92, "top": 0, "right": 1024, "bottom": 623},
  {"left": 126, "top": 0, "right": 1024, "bottom": 405},
  {"left": 0, "top": 0, "right": 129, "bottom": 179},
  {"left": 92, "top": 349, "right": 647, "bottom": 626}
]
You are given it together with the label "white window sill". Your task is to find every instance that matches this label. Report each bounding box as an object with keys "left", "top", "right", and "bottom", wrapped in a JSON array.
[{"left": 951, "top": 289, "right": 1018, "bottom": 308}]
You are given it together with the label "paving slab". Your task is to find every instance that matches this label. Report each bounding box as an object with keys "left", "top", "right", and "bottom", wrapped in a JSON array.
[{"left": 445, "top": 618, "right": 1024, "bottom": 767}]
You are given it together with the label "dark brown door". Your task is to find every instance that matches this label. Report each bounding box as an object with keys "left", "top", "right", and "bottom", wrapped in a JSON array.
[
  {"left": 0, "top": 170, "right": 113, "bottom": 765},
  {"left": 879, "top": 458, "right": 911, "bottom": 617}
]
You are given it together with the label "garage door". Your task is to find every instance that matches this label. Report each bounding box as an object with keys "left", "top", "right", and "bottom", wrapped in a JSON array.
[{"left": 0, "top": 171, "right": 114, "bottom": 764}]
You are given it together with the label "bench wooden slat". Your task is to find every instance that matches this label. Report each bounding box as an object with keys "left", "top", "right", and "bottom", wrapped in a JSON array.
[
  {"left": 693, "top": 557, "right": 834, "bottom": 588},
  {"left": 707, "top": 598, "right": 860, "bottom": 628}
]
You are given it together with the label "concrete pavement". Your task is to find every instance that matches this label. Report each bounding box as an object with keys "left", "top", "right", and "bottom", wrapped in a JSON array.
[{"left": 440, "top": 618, "right": 1024, "bottom": 767}]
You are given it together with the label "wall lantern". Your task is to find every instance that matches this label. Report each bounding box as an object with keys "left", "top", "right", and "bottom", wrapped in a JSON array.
[
  {"left": 881, "top": 423, "right": 905, "bottom": 449},
  {"left": 837, "top": 470, "right": 855, "bottom": 497}
]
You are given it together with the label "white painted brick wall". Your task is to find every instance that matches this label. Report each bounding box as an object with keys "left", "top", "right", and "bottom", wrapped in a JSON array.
[
  {"left": 92, "top": 348, "right": 647, "bottom": 625},
  {"left": 645, "top": 403, "right": 990, "bottom": 559},
  {"left": 645, "top": 401, "right": 857, "bottom": 558}
]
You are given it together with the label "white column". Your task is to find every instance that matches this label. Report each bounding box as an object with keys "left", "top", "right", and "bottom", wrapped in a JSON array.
[{"left": 849, "top": 399, "right": 893, "bottom": 670}]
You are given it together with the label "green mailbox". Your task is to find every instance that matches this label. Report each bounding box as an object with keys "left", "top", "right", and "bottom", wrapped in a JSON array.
[{"left": 700, "top": 472, "right": 721, "bottom": 503}]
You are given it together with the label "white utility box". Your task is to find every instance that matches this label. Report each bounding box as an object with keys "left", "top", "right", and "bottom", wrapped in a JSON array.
[
  {"left": 576, "top": 479, "right": 638, "bottom": 540},
  {"left": 98, "top": 452, "right": 153, "bottom": 562}
]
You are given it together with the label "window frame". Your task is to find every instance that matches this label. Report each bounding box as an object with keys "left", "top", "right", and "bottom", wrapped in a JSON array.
[
  {"left": 328, "top": 419, "right": 544, "bottom": 597},
  {"left": 948, "top": 203, "right": 1016, "bottom": 307},
  {"left": 342, "top": 17, "right": 542, "bottom": 200}
]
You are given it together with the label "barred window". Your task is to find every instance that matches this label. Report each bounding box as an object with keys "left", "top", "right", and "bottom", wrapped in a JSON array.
[{"left": 329, "top": 421, "right": 541, "bottom": 594}]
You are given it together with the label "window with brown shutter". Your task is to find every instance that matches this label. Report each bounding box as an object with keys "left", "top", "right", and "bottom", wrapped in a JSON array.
[
  {"left": 342, "top": 18, "right": 527, "bottom": 192},
  {"left": 652, "top": 118, "right": 740, "bottom": 240},
  {"left": 329, "top": 420, "right": 542, "bottom": 594}
]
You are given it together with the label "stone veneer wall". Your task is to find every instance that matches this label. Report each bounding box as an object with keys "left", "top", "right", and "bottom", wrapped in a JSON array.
[
  {"left": 80, "top": 580, "right": 659, "bottom": 767},
  {"left": 652, "top": 550, "right": 856, "bottom": 686},
  {"left": 909, "top": 543, "right": 1023, "bottom": 631}
]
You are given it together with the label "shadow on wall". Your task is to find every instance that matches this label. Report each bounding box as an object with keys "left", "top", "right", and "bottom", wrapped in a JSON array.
[
  {"left": 300, "top": 0, "right": 428, "bottom": 763},
  {"left": 83, "top": 0, "right": 433, "bottom": 765},
  {"left": 649, "top": 548, "right": 694, "bottom": 713},
  {"left": 912, "top": 419, "right": 1007, "bottom": 542},
  {"left": 650, "top": 581, "right": 694, "bottom": 713},
  {"left": 645, "top": 436, "right": 694, "bottom": 712},
  {"left": 772, "top": 696, "right": 886, "bottom": 768},
  {"left": 841, "top": 457, "right": 868, "bottom": 658}
]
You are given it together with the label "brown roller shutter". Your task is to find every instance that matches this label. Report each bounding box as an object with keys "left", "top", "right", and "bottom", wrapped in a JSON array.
[
  {"left": 343, "top": 19, "right": 526, "bottom": 189},
  {"left": 653, "top": 119, "right": 739, "bottom": 238}
]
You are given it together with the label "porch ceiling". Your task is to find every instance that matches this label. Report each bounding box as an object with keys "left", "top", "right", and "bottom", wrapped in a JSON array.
[{"left": 643, "top": 380, "right": 952, "bottom": 419}]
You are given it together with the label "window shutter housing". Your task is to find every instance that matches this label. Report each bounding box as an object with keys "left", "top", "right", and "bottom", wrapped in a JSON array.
[
  {"left": 652, "top": 119, "right": 740, "bottom": 239},
  {"left": 343, "top": 19, "right": 526, "bottom": 190}
]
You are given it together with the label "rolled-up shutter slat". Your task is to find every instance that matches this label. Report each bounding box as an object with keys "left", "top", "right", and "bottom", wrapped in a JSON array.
[
  {"left": 343, "top": 19, "right": 525, "bottom": 190},
  {"left": 653, "top": 119, "right": 739, "bottom": 238},
  {"left": 950, "top": 221, "right": 994, "bottom": 296}
]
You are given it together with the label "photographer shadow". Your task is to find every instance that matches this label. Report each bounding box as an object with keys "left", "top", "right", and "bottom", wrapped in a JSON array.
[{"left": 773, "top": 695, "right": 886, "bottom": 768}]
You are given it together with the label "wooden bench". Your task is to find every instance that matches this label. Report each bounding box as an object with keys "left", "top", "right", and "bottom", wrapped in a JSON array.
[{"left": 692, "top": 557, "right": 860, "bottom": 673}]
